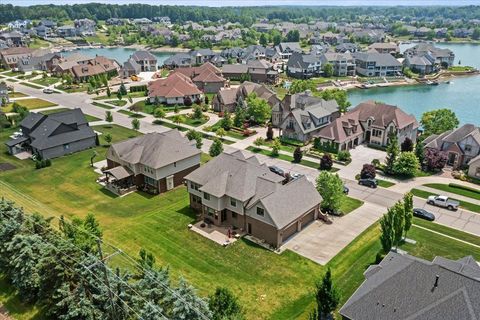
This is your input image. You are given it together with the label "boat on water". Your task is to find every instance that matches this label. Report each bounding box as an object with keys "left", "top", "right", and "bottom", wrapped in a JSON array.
[{"left": 426, "top": 80, "right": 439, "bottom": 86}]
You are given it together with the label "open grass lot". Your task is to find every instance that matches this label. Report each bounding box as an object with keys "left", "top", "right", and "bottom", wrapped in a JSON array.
[
  {"left": 31, "top": 77, "right": 61, "bottom": 87},
  {"left": 19, "top": 82, "right": 43, "bottom": 89},
  {"left": 166, "top": 115, "right": 209, "bottom": 127},
  {"left": 118, "top": 109, "right": 145, "bottom": 118},
  {"left": 92, "top": 101, "right": 114, "bottom": 109},
  {"left": 9, "top": 92, "right": 28, "bottom": 98},
  {"left": 411, "top": 188, "right": 480, "bottom": 213},
  {"left": 106, "top": 100, "right": 128, "bottom": 107},
  {"left": 423, "top": 183, "right": 480, "bottom": 201},
  {"left": 40, "top": 108, "right": 100, "bottom": 122},
  {"left": 3, "top": 98, "right": 57, "bottom": 112}
]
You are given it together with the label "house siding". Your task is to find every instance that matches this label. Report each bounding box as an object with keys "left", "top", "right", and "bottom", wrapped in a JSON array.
[{"left": 37, "top": 136, "right": 96, "bottom": 159}]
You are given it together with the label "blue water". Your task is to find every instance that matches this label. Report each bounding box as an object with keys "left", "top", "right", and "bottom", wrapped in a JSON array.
[
  {"left": 63, "top": 47, "right": 173, "bottom": 65},
  {"left": 348, "top": 43, "right": 480, "bottom": 125}
]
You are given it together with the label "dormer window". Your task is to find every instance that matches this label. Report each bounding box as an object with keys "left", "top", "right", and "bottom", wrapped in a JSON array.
[{"left": 367, "top": 119, "right": 373, "bottom": 127}]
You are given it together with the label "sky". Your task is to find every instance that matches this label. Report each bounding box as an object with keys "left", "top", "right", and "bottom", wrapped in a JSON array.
[{"left": 9, "top": 0, "right": 480, "bottom": 6}]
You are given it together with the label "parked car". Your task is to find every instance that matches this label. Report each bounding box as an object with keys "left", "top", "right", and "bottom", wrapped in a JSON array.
[
  {"left": 427, "top": 195, "right": 459, "bottom": 211},
  {"left": 343, "top": 185, "right": 349, "bottom": 194},
  {"left": 358, "top": 178, "right": 378, "bottom": 188},
  {"left": 291, "top": 173, "right": 304, "bottom": 180},
  {"left": 268, "top": 165, "right": 284, "bottom": 177},
  {"left": 413, "top": 208, "right": 435, "bottom": 221},
  {"left": 43, "top": 88, "right": 54, "bottom": 94}
]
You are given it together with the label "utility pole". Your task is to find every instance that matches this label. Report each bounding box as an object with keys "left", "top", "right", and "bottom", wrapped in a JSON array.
[{"left": 97, "top": 239, "right": 118, "bottom": 320}]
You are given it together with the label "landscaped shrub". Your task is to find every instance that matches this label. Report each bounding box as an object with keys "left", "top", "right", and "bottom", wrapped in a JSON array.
[
  {"left": 129, "top": 84, "right": 148, "bottom": 92},
  {"left": 184, "top": 96, "right": 193, "bottom": 106},
  {"left": 293, "top": 147, "right": 303, "bottom": 163},
  {"left": 360, "top": 164, "right": 376, "bottom": 179},
  {"left": 320, "top": 153, "right": 333, "bottom": 171},
  {"left": 35, "top": 159, "right": 51, "bottom": 170},
  {"left": 371, "top": 159, "right": 381, "bottom": 168},
  {"left": 337, "top": 150, "right": 351, "bottom": 162},
  {"left": 313, "top": 138, "right": 338, "bottom": 153}
]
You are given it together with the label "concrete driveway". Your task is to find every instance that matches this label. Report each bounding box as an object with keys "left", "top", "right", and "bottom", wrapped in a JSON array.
[{"left": 337, "top": 145, "right": 387, "bottom": 180}]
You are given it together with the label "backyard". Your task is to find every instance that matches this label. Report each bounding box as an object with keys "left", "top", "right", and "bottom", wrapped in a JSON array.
[{"left": 0, "top": 126, "right": 480, "bottom": 319}]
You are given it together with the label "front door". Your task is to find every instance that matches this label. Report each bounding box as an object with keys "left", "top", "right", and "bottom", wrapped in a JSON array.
[
  {"left": 221, "top": 210, "right": 227, "bottom": 223},
  {"left": 247, "top": 223, "right": 252, "bottom": 234},
  {"left": 166, "top": 175, "right": 174, "bottom": 190},
  {"left": 447, "top": 153, "right": 457, "bottom": 166},
  {"left": 365, "top": 131, "right": 371, "bottom": 143}
]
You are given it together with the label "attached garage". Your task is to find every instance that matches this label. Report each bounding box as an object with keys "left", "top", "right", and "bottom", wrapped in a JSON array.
[
  {"left": 281, "top": 221, "right": 299, "bottom": 243},
  {"left": 302, "top": 209, "right": 315, "bottom": 225}
]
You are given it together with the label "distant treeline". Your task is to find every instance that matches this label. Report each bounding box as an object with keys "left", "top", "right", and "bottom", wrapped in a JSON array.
[{"left": 1, "top": 4, "right": 480, "bottom": 25}]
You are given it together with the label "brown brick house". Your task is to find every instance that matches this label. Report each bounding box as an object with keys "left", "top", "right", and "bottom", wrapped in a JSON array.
[
  {"left": 173, "top": 62, "right": 226, "bottom": 93},
  {"left": 105, "top": 130, "right": 201, "bottom": 195},
  {"left": 184, "top": 150, "right": 322, "bottom": 248}
]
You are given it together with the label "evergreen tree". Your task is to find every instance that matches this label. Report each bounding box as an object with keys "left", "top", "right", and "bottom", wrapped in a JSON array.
[
  {"left": 385, "top": 131, "right": 399, "bottom": 175},
  {"left": 403, "top": 192, "right": 413, "bottom": 239},
  {"left": 312, "top": 268, "right": 340, "bottom": 320},
  {"left": 293, "top": 147, "right": 303, "bottom": 163},
  {"left": 105, "top": 110, "right": 113, "bottom": 124},
  {"left": 209, "top": 287, "right": 244, "bottom": 320},
  {"left": 172, "top": 278, "right": 212, "bottom": 320},
  {"left": 415, "top": 141, "right": 425, "bottom": 166},
  {"left": 209, "top": 139, "right": 223, "bottom": 157},
  {"left": 132, "top": 118, "right": 140, "bottom": 131},
  {"left": 380, "top": 207, "right": 395, "bottom": 253}
]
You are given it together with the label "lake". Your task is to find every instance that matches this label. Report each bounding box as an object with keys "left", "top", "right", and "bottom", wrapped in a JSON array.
[
  {"left": 63, "top": 47, "right": 174, "bottom": 66},
  {"left": 348, "top": 43, "right": 480, "bottom": 125}
]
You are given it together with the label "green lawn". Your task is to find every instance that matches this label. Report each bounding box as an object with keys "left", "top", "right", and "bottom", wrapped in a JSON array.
[
  {"left": 92, "top": 101, "right": 114, "bottom": 110},
  {"left": 9, "top": 92, "right": 28, "bottom": 98},
  {"left": 411, "top": 188, "right": 480, "bottom": 213},
  {"left": 106, "top": 100, "right": 128, "bottom": 107},
  {"left": 423, "top": 183, "right": 480, "bottom": 201},
  {"left": 377, "top": 179, "right": 395, "bottom": 188},
  {"left": 40, "top": 108, "right": 100, "bottom": 122},
  {"left": 93, "top": 124, "right": 142, "bottom": 145},
  {"left": 246, "top": 146, "right": 339, "bottom": 173},
  {"left": 32, "top": 77, "right": 61, "bottom": 87},
  {"left": 118, "top": 109, "right": 145, "bottom": 118},
  {"left": 2, "top": 71, "right": 21, "bottom": 77},
  {"left": 339, "top": 196, "right": 364, "bottom": 215},
  {"left": 166, "top": 115, "right": 209, "bottom": 127},
  {"left": 4, "top": 98, "right": 57, "bottom": 112},
  {"left": 19, "top": 82, "right": 43, "bottom": 89},
  {"left": 28, "top": 37, "right": 51, "bottom": 49},
  {"left": 55, "top": 83, "right": 89, "bottom": 93},
  {"left": 0, "top": 276, "right": 43, "bottom": 320}
]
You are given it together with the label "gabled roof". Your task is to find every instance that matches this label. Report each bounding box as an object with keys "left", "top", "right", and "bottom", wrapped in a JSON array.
[
  {"left": 353, "top": 52, "right": 402, "bottom": 67},
  {"left": 131, "top": 50, "right": 157, "bottom": 61},
  {"left": 107, "top": 130, "right": 200, "bottom": 169},
  {"left": 287, "top": 52, "right": 321, "bottom": 69},
  {"left": 339, "top": 252, "right": 480, "bottom": 320}
]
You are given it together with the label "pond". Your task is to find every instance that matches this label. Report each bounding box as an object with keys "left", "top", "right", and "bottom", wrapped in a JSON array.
[
  {"left": 348, "top": 43, "right": 480, "bottom": 125},
  {"left": 63, "top": 47, "right": 174, "bottom": 66}
]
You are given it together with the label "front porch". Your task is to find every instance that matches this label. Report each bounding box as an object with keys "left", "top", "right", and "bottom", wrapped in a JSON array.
[{"left": 189, "top": 220, "right": 245, "bottom": 246}]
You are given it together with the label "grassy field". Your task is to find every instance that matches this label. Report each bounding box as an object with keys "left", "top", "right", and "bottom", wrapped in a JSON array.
[
  {"left": 40, "top": 108, "right": 100, "bottom": 122},
  {"left": 339, "top": 196, "right": 364, "bottom": 215},
  {"left": 0, "top": 276, "right": 42, "bottom": 320},
  {"left": 92, "top": 101, "right": 114, "bottom": 110},
  {"left": 411, "top": 188, "right": 480, "bottom": 213},
  {"left": 28, "top": 38, "right": 51, "bottom": 49},
  {"left": 166, "top": 115, "right": 209, "bottom": 127},
  {"left": 9, "top": 92, "right": 28, "bottom": 98},
  {"left": 4, "top": 98, "right": 57, "bottom": 112},
  {"left": 423, "top": 183, "right": 480, "bottom": 201},
  {"left": 19, "top": 82, "right": 43, "bottom": 89},
  {"left": 32, "top": 77, "right": 61, "bottom": 87}
]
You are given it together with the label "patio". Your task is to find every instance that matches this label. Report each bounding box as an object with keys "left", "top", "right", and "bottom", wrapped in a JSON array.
[{"left": 189, "top": 221, "right": 245, "bottom": 246}]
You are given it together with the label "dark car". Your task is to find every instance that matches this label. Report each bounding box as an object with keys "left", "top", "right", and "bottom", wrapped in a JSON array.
[
  {"left": 413, "top": 208, "right": 435, "bottom": 221},
  {"left": 268, "top": 165, "right": 284, "bottom": 177},
  {"left": 343, "top": 185, "right": 349, "bottom": 194},
  {"left": 358, "top": 178, "right": 378, "bottom": 188}
]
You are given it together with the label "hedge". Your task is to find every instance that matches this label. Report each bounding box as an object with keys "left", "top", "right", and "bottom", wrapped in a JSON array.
[{"left": 130, "top": 84, "right": 147, "bottom": 93}]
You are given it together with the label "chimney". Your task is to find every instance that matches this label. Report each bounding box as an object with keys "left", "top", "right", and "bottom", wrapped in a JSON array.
[{"left": 434, "top": 275, "right": 439, "bottom": 288}]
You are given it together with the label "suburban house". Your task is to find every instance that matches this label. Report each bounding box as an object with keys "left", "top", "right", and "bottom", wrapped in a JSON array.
[
  {"left": 367, "top": 42, "right": 399, "bottom": 55},
  {"left": 275, "top": 42, "right": 302, "bottom": 59},
  {"left": 148, "top": 72, "right": 202, "bottom": 105},
  {"left": 316, "top": 101, "right": 419, "bottom": 151},
  {"left": 105, "top": 130, "right": 201, "bottom": 195},
  {"left": 468, "top": 155, "right": 480, "bottom": 179},
  {"left": 213, "top": 81, "right": 279, "bottom": 114},
  {"left": 320, "top": 52, "right": 356, "bottom": 76},
  {"left": 130, "top": 50, "right": 158, "bottom": 72},
  {"left": 0, "top": 31, "right": 28, "bottom": 47},
  {"left": 404, "top": 43, "right": 455, "bottom": 67},
  {"left": 173, "top": 62, "right": 226, "bottom": 93},
  {"left": 339, "top": 251, "right": 480, "bottom": 320},
  {"left": 57, "top": 26, "right": 78, "bottom": 38},
  {"left": 17, "top": 52, "right": 63, "bottom": 73},
  {"left": 221, "top": 60, "right": 278, "bottom": 84},
  {"left": 0, "top": 47, "right": 33, "bottom": 69},
  {"left": 353, "top": 52, "right": 402, "bottom": 77},
  {"left": 5, "top": 109, "right": 97, "bottom": 159},
  {"left": 278, "top": 91, "right": 340, "bottom": 141},
  {"left": 403, "top": 54, "right": 436, "bottom": 75},
  {"left": 423, "top": 124, "right": 480, "bottom": 169},
  {"left": 286, "top": 52, "right": 322, "bottom": 79},
  {"left": 184, "top": 150, "right": 322, "bottom": 248},
  {"left": 335, "top": 43, "right": 358, "bottom": 53},
  {"left": 0, "top": 82, "right": 9, "bottom": 105},
  {"left": 70, "top": 56, "right": 120, "bottom": 81},
  {"left": 121, "top": 58, "right": 141, "bottom": 78}
]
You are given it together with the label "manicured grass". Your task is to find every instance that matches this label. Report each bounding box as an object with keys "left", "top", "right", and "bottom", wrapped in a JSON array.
[
  {"left": 40, "top": 108, "right": 100, "bottom": 122},
  {"left": 94, "top": 91, "right": 146, "bottom": 100},
  {"left": 2, "top": 71, "right": 21, "bottom": 77},
  {"left": 118, "top": 109, "right": 145, "bottom": 118},
  {"left": 411, "top": 188, "right": 480, "bottom": 213},
  {"left": 19, "top": 82, "right": 43, "bottom": 89},
  {"left": 412, "top": 217, "right": 480, "bottom": 247},
  {"left": 423, "top": 183, "right": 480, "bottom": 201},
  {"left": 32, "top": 77, "right": 61, "bottom": 87},
  {"left": 92, "top": 124, "right": 142, "bottom": 145},
  {"left": 377, "top": 179, "right": 395, "bottom": 188},
  {"left": 166, "top": 115, "right": 209, "bottom": 127},
  {"left": 9, "top": 92, "right": 28, "bottom": 98},
  {"left": 92, "top": 101, "right": 114, "bottom": 110},
  {"left": 106, "top": 100, "right": 128, "bottom": 107},
  {"left": 56, "top": 83, "right": 89, "bottom": 93},
  {"left": 4, "top": 98, "right": 57, "bottom": 112},
  {"left": 28, "top": 37, "right": 51, "bottom": 49},
  {"left": 246, "top": 146, "right": 339, "bottom": 172},
  {"left": 258, "top": 139, "right": 297, "bottom": 153},
  {"left": 339, "top": 196, "right": 364, "bottom": 215},
  {"left": 448, "top": 66, "right": 474, "bottom": 72}
]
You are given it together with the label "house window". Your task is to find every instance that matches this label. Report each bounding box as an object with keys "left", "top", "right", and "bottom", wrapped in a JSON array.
[
  {"left": 204, "top": 193, "right": 210, "bottom": 200},
  {"left": 174, "top": 161, "right": 177, "bottom": 167},
  {"left": 144, "top": 176, "right": 156, "bottom": 186},
  {"left": 256, "top": 207, "right": 264, "bottom": 216},
  {"left": 63, "top": 143, "right": 70, "bottom": 150},
  {"left": 372, "top": 129, "right": 382, "bottom": 137},
  {"left": 190, "top": 181, "right": 199, "bottom": 191},
  {"left": 230, "top": 197, "right": 237, "bottom": 207},
  {"left": 232, "top": 212, "right": 237, "bottom": 219},
  {"left": 465, "top": 145, "right": 472, "bottom": 152}
]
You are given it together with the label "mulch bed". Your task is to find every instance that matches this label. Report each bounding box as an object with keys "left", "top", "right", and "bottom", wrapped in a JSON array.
[{"left": 0, "top": 163, "right": 16, "bottom": 171}]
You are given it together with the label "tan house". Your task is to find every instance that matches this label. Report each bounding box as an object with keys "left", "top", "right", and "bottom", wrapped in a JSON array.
[
  {"left": 0, "top": 47, "right": 33, "bottom": 69},
  {"left": 184, "top": 150, "right": 322, "bottom": 248},
  {"left": 424, "top": 124, "right": 480, "bottom": 169},
  {"left": 317, "top": 101, "right": 419, "bottom": 151},
  {"left": 173, "top": 62, "right": 226, "bottom": 93},
  {"left": 105, "top": 130, "right": 201, "bottom": 195},
  {"left": 367, "top": 42, "right": 400, "bottom": 55},
  {"left": 468, "top": 155, "right": 480, "bottom": 179},
  {"left": 148, "top": 72, "right": 202, "bottom": 105}
]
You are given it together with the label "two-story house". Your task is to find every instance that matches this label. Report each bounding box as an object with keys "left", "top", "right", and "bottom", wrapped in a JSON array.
[
  {"left": 423, "top": 124, "right": 480, "bottom": 169},
  {"left": 148, "top": 72, "right": 202, "bottom": 105},
  {"left": 275, "top": 42, "right": 302, "bottom": 60},
  {"left": 404, "top": 43, "right": 455, "bottom": 67},
  {"left": 286, "top": 52, "right": 322, "bottom": 79},
  {"left": 320, "top": 52, "right": 356, "bottom": 76},
  {"left": 131, "top": 50, "right": 158, "bottom": 72},
  {"left": 184, "top": 150, "right": 322, "bottom": 249},
  {"left": 0, "top": 47, "right": 33, "bottom": 69},
  {"left": 5, "top": 109, "right": 97, "bottom": 159},
  {"left": 353, "top": 52, "right": 402, "bottom": 77},
  {"left": 106, "top": 130, "right": 201, "bottom": 195},
  {"left": 316, "top": 101, "right": 419, "bottom": 151},
  {"left": 278, "top": 91, "right": 340, "bottom": 142}
]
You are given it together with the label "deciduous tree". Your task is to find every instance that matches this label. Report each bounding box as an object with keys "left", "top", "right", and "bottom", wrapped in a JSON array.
[
  {"left": 421, "top": 109, "right": 459, "bottom": 136},
  {"left": 315, "top": 171, "right": 343, "bottom": 211}
]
